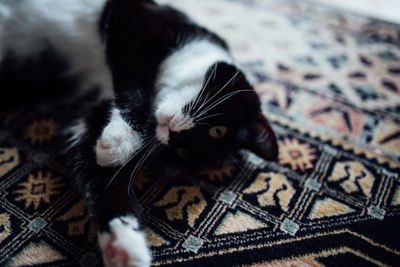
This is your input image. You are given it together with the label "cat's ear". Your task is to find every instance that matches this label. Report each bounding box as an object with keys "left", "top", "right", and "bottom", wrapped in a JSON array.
[{"left": 242, "top": 114, "right": 278, "bottom": 160}]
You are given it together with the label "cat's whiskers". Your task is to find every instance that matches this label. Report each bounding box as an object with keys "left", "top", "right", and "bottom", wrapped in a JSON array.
[
  {"left": 127, "top": 139, "right": 157, "bottom": 199},
  {"left": 191, "top": 70, "right": 239, "bottom": 117},
  {"left": 194, "top": 89, "right": 246, "bottom": 119},
  {"left": 193, "top": 112, "right": 225, "bottom": 123},
  {"left": 127, "top": 139, "right": 157, "bottom": 181},
  {"left": 189, "top": 63, "right": 218, "bottom": 114},
  {"left": 189, "top": 83, "right": 205, "bottom": 114},
  {"left": 194, "top": 89, "right": 253, "bottom": 121},
  {"left": 190, "top": 87, "right": 206, "bottom": 115},
  {"left": 127, "top": 142, "right": 162, "bottom": 205},
  {"left": 127, "top": 140, "right": 162, "bottom": 201},
  {"left": 192, "top": 86, "right": 216, "bottom": 116},
  {"left": 103, "top": 137, "right": 154, "bottom": 191},
  {"left": 103, "top": 135, "right": 154, "bottom": 192}
]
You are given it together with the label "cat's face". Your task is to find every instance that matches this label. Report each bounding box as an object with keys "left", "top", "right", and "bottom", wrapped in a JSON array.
[
  {"left": 156, "top": 62, "right": 278, "bottom": 168},
  {"left": 95, "top": 62, "right": 277, "bottom": 168}
]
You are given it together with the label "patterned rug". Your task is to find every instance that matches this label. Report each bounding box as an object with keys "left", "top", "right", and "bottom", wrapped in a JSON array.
[{"left": 1, "top": 0, "right": 400, "bottom": 266}]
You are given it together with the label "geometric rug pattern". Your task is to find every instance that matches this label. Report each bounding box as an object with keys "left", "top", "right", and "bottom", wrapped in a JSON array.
[{"left": 1, "top": 0, "right": 400, "bottom": 266}]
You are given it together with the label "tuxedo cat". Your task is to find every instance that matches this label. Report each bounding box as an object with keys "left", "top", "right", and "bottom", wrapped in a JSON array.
[{"left": 0, "top": 0, "right": 278, "bottom": 266}]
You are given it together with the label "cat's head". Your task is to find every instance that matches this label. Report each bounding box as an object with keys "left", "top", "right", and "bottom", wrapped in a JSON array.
[{"left": 156, "top": 61, "right": 278, "bottom": 168}]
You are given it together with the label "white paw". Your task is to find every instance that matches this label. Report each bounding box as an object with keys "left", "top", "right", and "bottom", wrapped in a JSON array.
[
  {"left": 98, "top": 216, "right": 152, "bottom": 267},
  {"left": 96, "top": 108, "right": 142, "bottom": 167}
]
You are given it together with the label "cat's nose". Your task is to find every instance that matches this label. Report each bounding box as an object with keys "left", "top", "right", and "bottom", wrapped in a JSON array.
[
  {"left": 169, "top": 115, "right": 194, "bottom": 133},
  {"left": 157, "top": 113, "right": 173, "bottom": 127}
]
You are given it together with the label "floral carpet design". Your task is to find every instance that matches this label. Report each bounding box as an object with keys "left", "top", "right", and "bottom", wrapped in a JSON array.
[{"left": 1, "top": 0, "right": 400, "bottom": 266}]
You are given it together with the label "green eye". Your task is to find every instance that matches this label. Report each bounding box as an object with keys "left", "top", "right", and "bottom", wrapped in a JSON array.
[
  {"left": 208, "top": 126, "right": 228, "bottom": 139},
  {"left": 176, "top": 148, "right": 188, "bottom": 158}
]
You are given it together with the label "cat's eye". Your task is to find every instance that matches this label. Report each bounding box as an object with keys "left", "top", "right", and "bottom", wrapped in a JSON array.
[
  {"left": 208, "top": 126, "right": 228, "bottom": 139},
  {"left": 176, "top": 148, "right": 188, "bottom": 158}
]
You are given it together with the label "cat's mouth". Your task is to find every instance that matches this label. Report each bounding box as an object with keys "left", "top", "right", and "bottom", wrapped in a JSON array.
[{"left": 155, "top": 113, "right": 194, "bottom": 144}]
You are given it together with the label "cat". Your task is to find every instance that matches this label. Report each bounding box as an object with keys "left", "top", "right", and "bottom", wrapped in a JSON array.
[{"left": 0, "top": 0, "right": 278, "bottom": 266}]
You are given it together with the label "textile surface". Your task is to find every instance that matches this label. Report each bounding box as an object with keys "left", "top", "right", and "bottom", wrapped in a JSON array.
[{"left": 1, "top": 0, "right": 400, "bottom": 266}]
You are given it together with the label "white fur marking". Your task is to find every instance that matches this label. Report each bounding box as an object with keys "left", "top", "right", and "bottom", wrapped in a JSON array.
[
  {"left": 98, "top": 216, "right": 151, "bottom": 267},
  {"left": 96, "top": 108, "right": 142, "bottom": 167},
  {"left": 154, "top": 39, "right": 232, "bottom": 144},
  {"left": 65, "top": 119, "right": 87, "bottom": 150}
]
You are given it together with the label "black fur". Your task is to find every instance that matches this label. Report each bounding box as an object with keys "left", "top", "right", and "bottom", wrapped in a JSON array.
[
  {"left": 160, "top": 61, "right": 262, "bottom": 167},
  {"left": 100, "top": 0, "right": 228, "bottom": 132},
  {"left": 56, "top": 0, "right": 238, "bottom": 236},
  {"left": 0, "top": 46, "right": 80, "bottom": 110},
  {"left": 0, "top": 0, "right": 278, "bottom": 264},
  {"left": 77, "top": 0, "right": 277, "bottom": 231}
]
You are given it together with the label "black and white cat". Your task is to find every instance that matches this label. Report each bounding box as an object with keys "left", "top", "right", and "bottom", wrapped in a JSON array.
[{"left": 0, "top": 0, "right": 278, "bottom": 266}]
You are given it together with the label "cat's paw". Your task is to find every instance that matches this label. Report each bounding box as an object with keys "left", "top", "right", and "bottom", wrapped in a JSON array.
[
  {"left": 96, "top": 108, "right": 142, "bottom": 167},
  {"left": 98, "top": 216, "right": 152, "bottom": 267}
]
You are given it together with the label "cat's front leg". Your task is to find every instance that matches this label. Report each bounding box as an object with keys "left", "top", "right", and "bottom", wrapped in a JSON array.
[
  {"left": 65, "top": 101, "right": 152, "bottom": 267},
  {"left": 93, "top": 174, "right": 152, "bottom": 267},
  {"left": 95, "top": 107, "right": 144, "bottom": 167},
  {"left": 98, "top": 215, "right": 151, "bottom": 267}
]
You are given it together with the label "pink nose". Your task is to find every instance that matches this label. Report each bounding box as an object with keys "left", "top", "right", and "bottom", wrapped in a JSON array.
[{"left": 158, "top": 114, "right": 174, "bottom": 127}]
